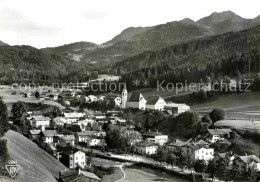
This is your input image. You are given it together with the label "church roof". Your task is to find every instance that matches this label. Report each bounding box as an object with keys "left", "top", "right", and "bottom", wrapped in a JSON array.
[{"left": 128, "top": 92, "right": 145, "bottom": 102}]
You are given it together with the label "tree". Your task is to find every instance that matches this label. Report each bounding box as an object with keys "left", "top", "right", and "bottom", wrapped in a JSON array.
[
  {"left": 0, "top": 139, "right": 10, "bottom": 176},
  {"left": 209, "top": 108, "right": 225, "bottom": 123},
  {"left": 0, "top": 98, "right": 9, "bottom": 136},
  {"left": 166, "top": 153, "right": 175, "bottom": 170},
  {"left": 207, "top": 159, "right": 218, "bottom": 181},
  {"left": 105, "top": 128, "right": 131, "bottom": 154},
  {"left": 201, "top": 114, "right": 212, "bottom": 125},
  {"left": 174, "top": 148, "right": 188, "bottom": 171},
  {"left": 193, "top": 160, "right": 207, "bottom": 178},
  {"left": 197, "top": 90, "right": 207, "bottom": 102},
  {"left": 35, "top": 91, "right": 40, "bottom": 99},
  {"left": 11, "top": 102, "right": 27, "bottom": 119},
  {"left": 154, "top": 146, "right": 167, "bottom": 166}
]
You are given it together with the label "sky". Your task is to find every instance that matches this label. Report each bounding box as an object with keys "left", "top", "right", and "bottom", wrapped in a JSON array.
[{"left": 0, "top": 0, "right": 260, "bottom": 48}]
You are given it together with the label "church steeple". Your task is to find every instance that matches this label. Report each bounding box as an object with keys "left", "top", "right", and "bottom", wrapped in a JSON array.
[{"left": 121, "top": 83, "right": 127, "bottom": 109}]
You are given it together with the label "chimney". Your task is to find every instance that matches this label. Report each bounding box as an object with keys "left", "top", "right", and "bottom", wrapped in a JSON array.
[
  {"left": 156, "top": 130, "right": 158, "bottom": 133},
  {"left": 148, "top": 129, "right": 150, "bottom": 132}
]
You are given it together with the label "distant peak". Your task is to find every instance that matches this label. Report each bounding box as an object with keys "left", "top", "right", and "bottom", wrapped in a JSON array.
[{"left": 180, "top": 18, "right": 195, "bottom": 24}]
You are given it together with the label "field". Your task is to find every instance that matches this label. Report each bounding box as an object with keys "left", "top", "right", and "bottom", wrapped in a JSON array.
[
  {"left": 2, "top": 130, "right": 67, "bottom": 182},
  {"left": 191, "top": 91, "right": 260, "bottom": 117},
  {"left": 133, "top": 85, "right": 199, "bottom": 99},
  {"left": 0, "top": 85, "right": 65, "bottom": 111},
  {"left": 121, "top": 167, "right": 189, "bottom": 182}
]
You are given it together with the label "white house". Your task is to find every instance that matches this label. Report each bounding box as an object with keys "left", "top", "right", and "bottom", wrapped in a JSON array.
[
  {"left": 64, "top": 112, "right": 84, "bottom": 123},
  {"left": 134, "top": 141, "right": 158, "bottom": 155},
  {"left": 114, "top": 96, "right": 122, "bottom": 107},
  {"left": 146, "top": 95, "right": 166, "bottom": 111},
  {"left": 85, "top": 136, "right": 104, "bottom": 147},
  {"left": 182, "top": 144, "right": 214, "bottom": 162},
  {"left": 142, "top": 131, "right": 168, "bottom": 146},
  {"left": 53, "top": 117, "right": 68, "bottom": 126},
  {"left": 60, "top": 149, "right": 86, "bottom": 169},
  {"left": 31, "top": 116, "right": 50, "bottom": 128},
  {"left": 76, "top": 131, "right": 102, "bottom": 143},
  {"left": 164, "top": 103, "right": 190, "bottom": 115},
  {"left": 41, "top": 130, "right": 57, "bottom": 143},
  {"left": 206, "top": 129, "right": 232, "bottom": 143},
  {"left": 126, "top": 92, "right": 147, "bottom": 110},
  {"left": 88, "top": 95, "right": 98, "bottom": 102}
]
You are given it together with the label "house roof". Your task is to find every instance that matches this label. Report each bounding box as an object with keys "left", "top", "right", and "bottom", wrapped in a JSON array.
[
  {"left": 187, "top": 144, "right": 209, "bottom": 150},
  {"left": 135, "top": 141, "right": 158, "bottom": 147},
  {"left": 77, "top": 131, "right": 99, "bottom": 136},
  {"left": 60, "top": 170, "right": 101, "bottom": 182},
  {"left": 42, "top": 130, "right": 57, "bottom": 137},
  {"left": 64, "top": 112, "right": 84, "bottom": 118},
  {"left": 29, "top": 129, "right": 41, "bottom": 135},
  {"left": 168, "top": 141, "right": 188, "bottom": 147},
  {"left": 146, "top": 95, "right": 164, "bottom": 105},
  {"left": 207, "top": 129, "right": 232, "bottom": 136},
  {"left": 62, "top": 148, "right": 81, "bottom": 156},
  {"left": 59, "top": 135, "right": 76, "bottom": 141},
  {"left": 128, "top": 92, "right": 145, "bottom": 102},
  {"left": 235, "top": 155, "right": 260, "bottom": 164},
  {"left": 142, "top": 131, "right": 166, "bottom": 137},
  {"left": 32, "top": 116, "right": 50, "bottom": 121}
]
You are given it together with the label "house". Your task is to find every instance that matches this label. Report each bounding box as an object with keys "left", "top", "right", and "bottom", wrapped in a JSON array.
[
  {"left": 76, "top": 131, "right": 101, "bottom": 143},
  {"left": 59, "top": 169, "right": 101, "bottom": 182},
  {"left": 206, "top": 129, "right": 232, "bottom": 143},
  {"left": 85, "top": 136, "right": 104, "bottom": 147},
  {"left": 125, "top": 130, "right": 142, "bottom": 145},
  {"left": 166, "top": 140, "right": 189, "bottom": 152},
  {"left": 97, "top": 95, "right": 106, "bottom": 101},
  {"left": 164, "top": 103, "right": 190, "bottom": 115},
  {"left": 134, "top": 141, "right": 158, "bottom": 155},
  {"left": 29, "top": 129, "right": 41, "bottom": 140},
  {"left": 114, "top": 96, "right": 122, "bottom": 107},
  {"left": 146, "top": 95, "right": 166, "bottom": 111},
  {"left": 31, "top": 116, "right": 51, "bottom": 128},
  {"left": 60, "top": 149, "right": 86, "bottom": 169},
  {"left": 142, "top": 131, "right": 168, "bottom": 145},
  {"left": 53, "top": 117, "right": 68, "bottom": 126},
  {"left": 233, "top": 155, "right": 260, "bottom": 173},
  {"left": 41, "top": 130, "right": 57, "bottom": 143},
  {"left": 126, "top": 92, "right": 147, "bottom": 110},
  {"left": 182, "top": 143, "right": 214, "bottom": 162},
  {"left": 87, "top": 95, "right": 98, "bottom": 102},
  {"left": 57, "top": 135, "right": 76, "bottom": 146},
  {"left": 64, "top": 112, "right": 84, "bottom": 123}
]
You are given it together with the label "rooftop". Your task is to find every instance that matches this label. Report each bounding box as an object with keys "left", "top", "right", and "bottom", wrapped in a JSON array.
[{"left": 207, "top": 129, "right": 232, "bottom": 136}]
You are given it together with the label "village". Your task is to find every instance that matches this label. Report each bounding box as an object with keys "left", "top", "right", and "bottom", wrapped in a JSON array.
[{"left": 4, "top": 83, "right": 259, "bottom": 182}]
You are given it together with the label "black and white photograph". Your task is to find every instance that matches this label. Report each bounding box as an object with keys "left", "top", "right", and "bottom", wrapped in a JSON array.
[{"left": 0, "top": 0, "right": 260, "bottom": 181}]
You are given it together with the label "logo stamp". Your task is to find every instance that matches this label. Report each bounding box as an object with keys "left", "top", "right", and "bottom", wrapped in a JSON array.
[{"left": 5, "top": 160, "right": 20, "bottom": 178}]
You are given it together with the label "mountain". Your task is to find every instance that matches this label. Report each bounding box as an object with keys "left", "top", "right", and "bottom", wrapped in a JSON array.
[
  {"left": 44, "top": 11, "right": 260, "bottom": 71},
  {"left": 104, "top": 26, "right": 152, "bottom": 45},
  {"left": 112, "top": 24, "right": 260, "bottom": 74},
  {"left": 3, "top": 130, "right": 67, "bottom": 182},
  {"left": 0, "top": 40, "right": 8, "bottom": 46},
  {"left": 247, "top": 15, "right": 260, "bottom": 28},
  {"left": 0, "top": 45, "right": 76, "bottom": 82},
  {"left": 196, "top": 11, "right": 250, "bottom": 35},
  {"left": 43, "top": 41, "right": 98, "bottom": 62}
]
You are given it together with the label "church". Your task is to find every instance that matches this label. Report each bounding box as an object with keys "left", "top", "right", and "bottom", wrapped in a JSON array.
[{"left": 121, "top": 87, "right": 166, "bottom": 111}]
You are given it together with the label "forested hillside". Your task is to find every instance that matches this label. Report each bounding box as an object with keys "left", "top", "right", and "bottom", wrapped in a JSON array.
[{"left": 115, "top": 25, "right": 260, "bottom": 89}]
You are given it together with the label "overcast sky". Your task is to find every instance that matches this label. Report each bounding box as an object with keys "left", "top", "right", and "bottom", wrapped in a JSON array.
[{"left": 0, "top": 0, "right": 259, "bottom": 48}]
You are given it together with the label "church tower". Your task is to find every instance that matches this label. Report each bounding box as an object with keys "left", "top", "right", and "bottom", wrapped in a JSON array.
[{"left": 121, "top": 84, "right": 127, "bottom": 109}]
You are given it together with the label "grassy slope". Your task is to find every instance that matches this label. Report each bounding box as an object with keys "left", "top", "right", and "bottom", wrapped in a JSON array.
[{"left": 3, "top": 130, "right": 67, "bottom": 182}]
